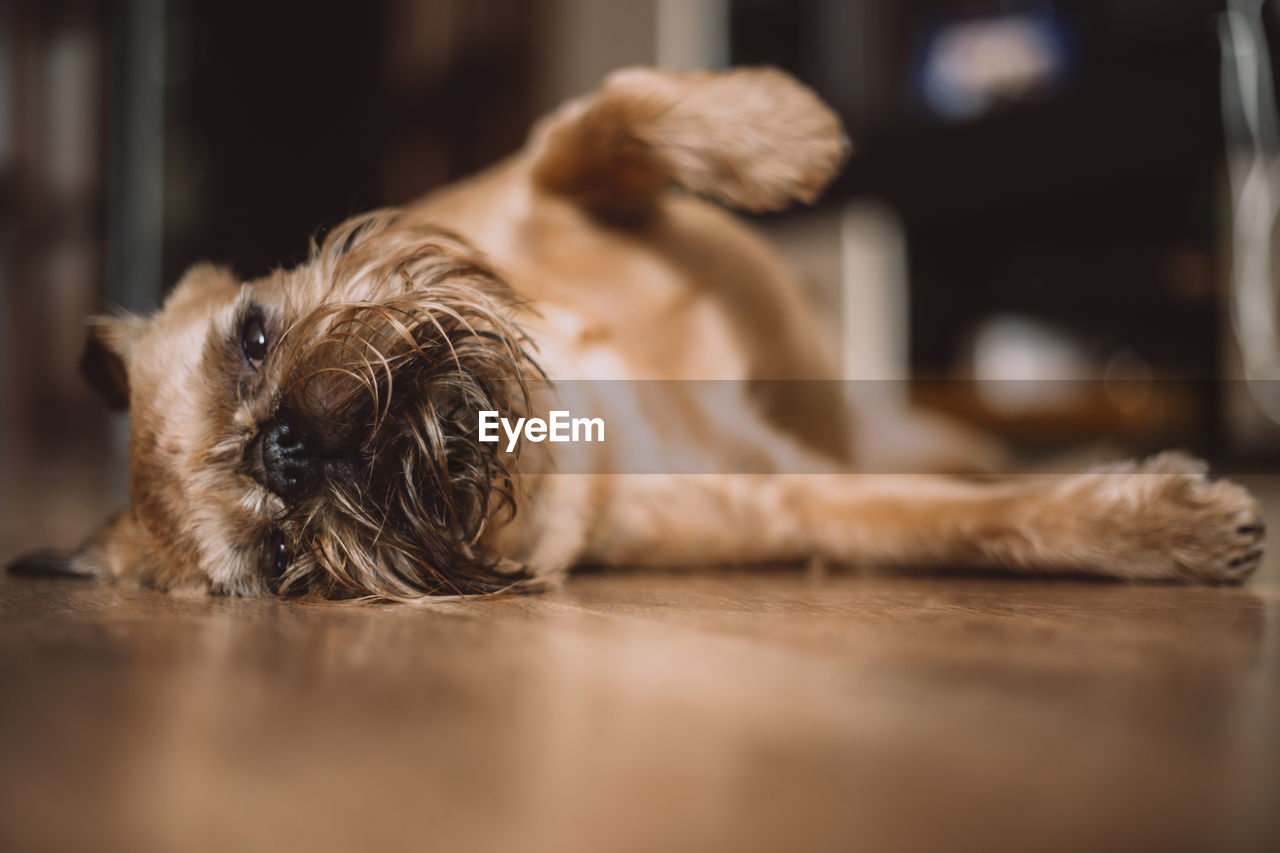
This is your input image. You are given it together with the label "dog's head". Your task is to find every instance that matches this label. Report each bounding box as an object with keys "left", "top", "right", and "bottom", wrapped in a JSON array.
[{"left": 25, "top": 213, "right": 537, "bottom": 598}]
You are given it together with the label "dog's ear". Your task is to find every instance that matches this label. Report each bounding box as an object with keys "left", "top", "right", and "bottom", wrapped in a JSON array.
[
  {"left": 6, "top": 510, "right": 148, "bottom": 582},
  {"left": 6, "top": 548, "right": 101, "bottom": 579},
  {"left": 79, "top": 315, "right": 143, "bottom": 411}
]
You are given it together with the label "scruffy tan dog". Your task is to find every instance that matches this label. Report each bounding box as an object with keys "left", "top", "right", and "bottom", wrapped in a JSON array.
[{"left": 8, "top": 68, "right": 1267, "bottom": 598}]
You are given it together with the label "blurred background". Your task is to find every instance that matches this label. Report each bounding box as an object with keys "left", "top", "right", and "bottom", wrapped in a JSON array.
[{"left": 4, "top": 0, "right": 1280, "bottom": 550}]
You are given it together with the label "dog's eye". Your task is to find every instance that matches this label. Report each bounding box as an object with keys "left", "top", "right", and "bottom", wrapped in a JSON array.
[
  {"left": 273, "top": 539, "right": 289, "bottom": 576},
  {"left": 241, "top": 312, "right": 268, "bottom": 367},
  {"left": 262, "top": 530, "right": 291, "bottom": 591}
]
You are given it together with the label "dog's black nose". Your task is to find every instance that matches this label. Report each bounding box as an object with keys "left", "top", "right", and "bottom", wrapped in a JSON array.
[{"left": 257, "top": 420, "right": 315, "bottom": 500}]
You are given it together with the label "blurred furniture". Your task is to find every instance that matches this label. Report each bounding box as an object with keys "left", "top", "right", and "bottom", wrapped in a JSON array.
[{"left": 734, "top": 0, "right": 1237, "bottom": 456}]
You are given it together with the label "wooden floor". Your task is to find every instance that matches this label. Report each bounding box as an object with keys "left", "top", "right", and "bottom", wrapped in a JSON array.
[{"left": 3, "top": 477, "right": 1280, "bottom": 853}]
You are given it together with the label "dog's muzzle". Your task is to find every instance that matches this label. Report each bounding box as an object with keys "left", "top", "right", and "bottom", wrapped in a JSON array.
[{"left": 247, "top": 419, "right": 320, "bottom": 501}]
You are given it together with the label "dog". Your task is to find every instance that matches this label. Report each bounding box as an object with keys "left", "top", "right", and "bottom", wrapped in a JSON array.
[{"left": 6, "top": 68, "right": 1267, "bottom": 598}]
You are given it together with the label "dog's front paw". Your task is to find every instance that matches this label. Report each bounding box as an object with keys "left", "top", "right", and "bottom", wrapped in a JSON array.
[
  {"left": 1052, "top": 451, "right": 1265, "bottom": 582},
  {"left": 1144, "top": 452, "right": 1265, "bottom": 582}
]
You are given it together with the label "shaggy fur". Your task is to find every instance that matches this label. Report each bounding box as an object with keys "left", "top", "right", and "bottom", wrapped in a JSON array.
[{"left": 251, "top": 217, "right": 540, "bottom": 597}]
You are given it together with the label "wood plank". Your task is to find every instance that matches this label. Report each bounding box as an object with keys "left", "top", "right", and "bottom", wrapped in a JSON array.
[{"left": 2, "top": 479, "right": 1278, "bottom": 852}]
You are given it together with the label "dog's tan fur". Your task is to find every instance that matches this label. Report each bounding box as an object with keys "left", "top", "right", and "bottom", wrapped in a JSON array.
[{"left": 10, "top": 68, "right": 1265, "bottom": 597}]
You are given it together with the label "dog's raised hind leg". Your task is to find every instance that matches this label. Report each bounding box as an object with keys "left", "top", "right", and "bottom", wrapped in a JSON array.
[{"left": 528, "top": 67, "right": 849, "bottom": 222}]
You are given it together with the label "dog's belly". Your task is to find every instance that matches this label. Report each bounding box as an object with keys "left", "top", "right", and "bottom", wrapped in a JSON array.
[{"left": 409, "top": 160, "right": 854, "bottom": 461}]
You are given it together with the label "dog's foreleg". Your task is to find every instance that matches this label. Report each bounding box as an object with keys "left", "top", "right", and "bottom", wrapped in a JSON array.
[
  {"left": 583, "top": 453, "right": 1264, "bottom": 582},
  {"left": 529, "top": 67, "right": 849, "bottom": 221}
]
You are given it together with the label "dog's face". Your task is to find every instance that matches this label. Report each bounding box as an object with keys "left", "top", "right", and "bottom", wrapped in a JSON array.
[{"left": 71, "top": 213, "right": 535, "bottom": 598}]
